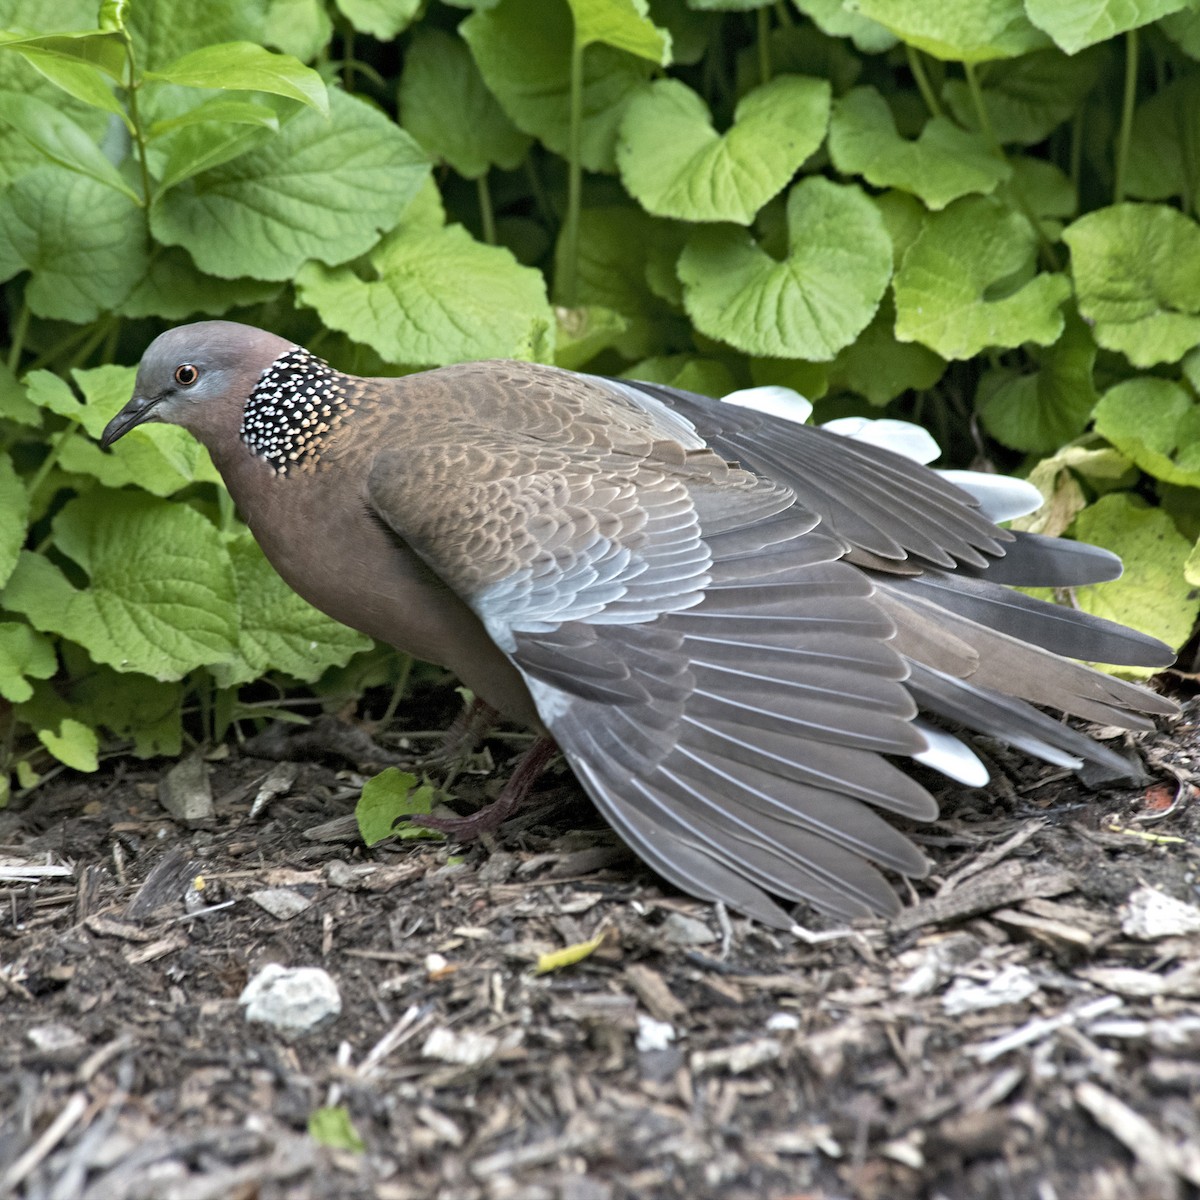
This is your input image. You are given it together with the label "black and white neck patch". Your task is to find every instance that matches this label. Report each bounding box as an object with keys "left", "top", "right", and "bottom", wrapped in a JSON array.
[{"left": 240, "top": 348, "right": 355, "bottom": 474}]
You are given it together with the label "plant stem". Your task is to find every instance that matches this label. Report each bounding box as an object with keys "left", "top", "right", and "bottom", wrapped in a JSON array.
[
  {"left": 1069, "top": 108, "right": 1083, "bottom": 214},
  {"left": 561, "top": 38, "right": 584, "bottom": 306},
  {"left": 123, "top": 40, "right": 153, "bottom": 220},
  {"left": 963, "top": 62, "right": 995, "bottom": 146},
  {"left": 907, "top": 46, "right": 942, "bottom": 118},
  {"left": 1113, "top": 28, "right": 1138, "bottom": 204},
  {"left": 476, "top": 173, "right": 496, "bottom": 245},
  {"left": 379, "top": 653, "right": 414, "bottom": 727},
  {"left": 7, "top": 299, "right": 30, "bottom": 373},
  {"left": 27, "top": 419, "right": 81, "bottom": 510},
  {"left": 757, "top": 6, "right": 771, "bottom": 85},
  {"left": 774, "top": 0, "right": 793, "bottom": 26}
]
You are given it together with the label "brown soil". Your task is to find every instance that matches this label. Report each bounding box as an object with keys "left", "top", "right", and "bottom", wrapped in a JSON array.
[{"left": 3, "top": 692, "right": 1199, "bottom": 1200}]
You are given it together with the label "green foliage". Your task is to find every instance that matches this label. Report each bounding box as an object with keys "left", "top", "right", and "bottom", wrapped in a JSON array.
[
  {"left": 1, "top": 0, "right": 1198, "bottom": 797},
  {"left": 355, "top": 766, "right": 441, "bottom": 844}
]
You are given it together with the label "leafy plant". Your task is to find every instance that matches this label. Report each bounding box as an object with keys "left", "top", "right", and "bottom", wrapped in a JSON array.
[{"left": 1, "top": 0, "right": 1198, "bottom": 801}]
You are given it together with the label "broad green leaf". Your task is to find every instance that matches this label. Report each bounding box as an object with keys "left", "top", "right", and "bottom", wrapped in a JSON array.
[
  {"left": 893, "top": 195, "right": 1070, "bottom": 359},
  {"left": 56, "top": 363, "right": 222, "bottom": 496},
  {"left": 398, "top": 27, "right": 531, "bottom": 178},
  {"left": 10, "top": 46, "right": 128, "bottom": 125},
  {"left": 828, "top": 295, "right": 945, "bottom": 406},
  {"left": 1, "top": 493, "right": 239, "bottom": 681},
  {"left": 1024, "top": 0, "right": 1190, "bottom": 55},
  {"left": 1007, "top": 157, "right": 1076, "bottom": 220},
  {"left": 118, "top": 248, "right": 280, "bottom": 320},
  {"left": 750, "top": 357, "right": 830, "bottom": 403},
  {"left": 0, "top": 623, "right": 55, "bottom": 704},
  {"left": 0, "top": 29, "right": 125, "bottom": 79},
  {"left": 334, "top": 0, "right": 420, "bottom": 39},
  {"left": 296, "top": 218, "right": 555, "bottom": 367},
  {"left": 552, "top": 205, "right": 679, "bottom": 358},
  {"left": 147, "top": 41, "right": 329, "bottom": 116},
  {"left": 37, "top": 716, "right": 99, "bottom": 772},
  {"left": 555, "top": 305, "right": 629, "bottom": 369},
  {"left": 74, "top": 666, "right": 183, "bottom": 758},
  {"left": 977, "top": 307, "right": 1098, "bottom": 454},
  {"left": 262, "top": 0, "right": 333, "bottom": 61},
  {"left": 1063, "top": 203, "right": 1200, "bottom": 368},
  {"left": 309, "top": 1106, "right": 366, "bottom": 1152},
  {"left": 154, "top": 120, "right": 280, "bottom": 195},
  {"left": 127, "top": 0, "right": 268, "bottom": 71},
  {"left": 1068, "top": 494, "right": 1196, "bottom": 664},
  {"left": 678, "top": 177, "right": 892, "bottom": 360},
  {"left": 624, "top": 355, "right": 740, "bottom": 398},
  {"left": 843, "top": 0, "right": 1049, "bottom": 61},
  {"left": 829, "top": 87, "right": 1009, "bottom": 210},
  {"left": 211, "top": 532, "right": 371, "bottom": 688},
  {"left": 567, "top": 0, "right": 672, "bottom": 63},
  {"left": 0, "top": 361, "right": 39, "bottom": 426},
  {"left": 23, "top": 371, "right": 83, "bottom": 420},
  {"left": 793, "top": 0, "right": 897, "bottom": 52},
  {"left": 617, "top": 75, "right": 830, "bottom": 223},
  {"left": 942, "top": 47, "right": 1104, "bottom": 146},
  {"left": 0, "top": 91, "right": 140, "bottom": 202},
  {"left": 1012, "top": 441, "right": 1133, "bottom": 537},
  {"left": 149, "top": 98, "right": 279, "bottom": 139},
  {"left": 0, "top": 453, "right": 29, "bottom": 588},
  {"left": 1125, "top": 75, "right": 1200, "bottom": 214},
  {"left": 873, "top": 189, "right": 927, "bottom": 269},
  {"left": 5, "top": 167, "right": 147, "bottom": 321},
  {"left": 153, "top": 89, "right": 428, "bottom": 281},
  {"left": 1161, "top": 7, "right": 1200, "bottom": 58},
  {"left": 1093, "top": 377, "right": 1200, "bottom": 488},
  {"left": 356, "top": 767, "right": 441, "bottom": 845},
  {"left": 462, "top": 0, "right": 656, "bottom": 172}
]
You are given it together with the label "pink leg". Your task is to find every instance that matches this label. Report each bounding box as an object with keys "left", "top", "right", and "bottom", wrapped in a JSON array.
[{"left": 415, "top": 735, "right": 559, "bottom": 838}]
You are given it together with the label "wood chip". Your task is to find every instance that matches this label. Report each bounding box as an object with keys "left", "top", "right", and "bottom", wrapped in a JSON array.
[
  {"left": 624, "top": 963, "right": 687, "bottom": 1022},
  {"left": 1076, "top": 1081, "right": 1200, "bottom": 1186}
]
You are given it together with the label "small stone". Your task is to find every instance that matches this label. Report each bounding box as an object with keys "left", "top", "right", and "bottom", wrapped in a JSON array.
[
  {"left": 421, "top": 1026, "right": 499, "bottom": 1066},
  {"left": 661, "top": 912, "right": 716, "bottom": 946},
  {"left": 249, "top": 888, "right": 312, "bottom": 920},
  {"left": 635, "top": 1014, "right": 675, "bottom": 1052},
  {"left": 1122, "top": 886, "right": 1200, "bottom": 940},
  {"left": 158, "top": 752, "right": 214, "bottom": 821},
  {"left": 239, "top": 964, "right": 341, "bottom": 1038}
]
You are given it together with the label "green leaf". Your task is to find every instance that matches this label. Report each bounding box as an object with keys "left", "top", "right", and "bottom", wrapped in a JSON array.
[
  {"left": 4, "top": 167, "right": 147, "bottom": 322},
  {"left": 1067, "top": 494, "right": 1197, "bottom": 665},
  {"left": 153, "top": 120, "right": 280, "bottom": 195},
  {"left": 37, "top": 716, "right": 99, "bottom": 772},
  {"left": 1093, "top": 377, "right": 1200, "bottom": 488},
  {"left": 56, "top": 363, "right": 222, "bottom": 496},
  {"left": 828, "top": 295, "right": 945, "bottom": 406},
  {"left": 0, "top": 452, "right": 29, "bottom": 588},
  {"left": 1012, "top": 441, "right": 1132, "bottom": 537},
  {"left": 0, "top": 360, "right": 39, "bottom": 426},
  {"left": 0, "top": 91, "right": 140, "bottom": 202},
  {"left": 893, "top": 195, "right": 1070, "bottom": 359},
  {"left": 398, "top": 27, "right": 531, "bottom": 178},
  {"left": 73, "top": 666, "right": 183, "bottom": 758},
  {"left": 1, "top": 493, "right": 239, "bottom": 681},
  {"left": 333, "top": 0, "right": 420, "bottom": 39},
  {"left": 148, "top": 98, "right": 280, "bottom": 140},
  {"left": 1024, "top": 0, "right": 1191, "bottom": 55},
  {"left": 1125, "top": 75, "right": 1200, "bottom": 213},
  {"left": 1161, "top": 7, "right": 1200, "bottom": 59},
  {"left": 977, "top": 306, "right": 1098, "bottom": 454},
  {"left": 624, "top": 354, "right": 740, "bottom": 398},
  {"left": 829, "top": 87, "right": 1009, "bottom": 210},
  {"left": 843, "top": 0, "right": 1050, "bottom": 61},
  {"left": 24, "top": 371, "right": 83, "bottom": 421},
  {"left": 9, "top": 46, "right": 129, "bottom": 126},
  {"left": 941, "top": 47, "right": 1105, "bottom": 146},
  {"left": 126, "top": 0, "right": 267, "bottom": 71},
  {"left": 117, "top": 248, "right": 280, "bottom": 321},
  {"left": 555, "top": 305, "right": 629, "bottom": 369},
  {"left": 263, "top": 0, "right": 333, "bottom": 61},
  {"left": 617, "top": 75, "right": 830, "bottom": 223},
  {"left": 1063, "top": 203, "right": 1200, "bottom": 368},
  {"left": 678, "top": 177, "right": 892, "bottom": 360},
  {"left": 793, "top": 0, "right": 897, "bottom": 52},
  {"left": 566, "top": 0, "right": 672, "bottom": 63},
  {"left": 211, "top": 532, "right": 372, "bottom": 688},
  {"left": 147, "top": 41, "right": 329, "bottom": 116},
  {"left": 296, "top": 215, "right": 555, "bottom": 368},
  {"left": 0, "top": 29, "right": 126, "bottom": 80},
  {"left": 356, "top": 767, "right": 441, "bottom": 845},
  {"left": 152, "top": 89, "right": 429, "bottom": 281},
  {"left": 0, "top": 623, "right": 55, "bottom": 704},
  {"left": 308, "top": 1105, "right": 366, "bottom": 1152},
  {"left": 462, "top": 0, "right": 656, "bottom": 172}
]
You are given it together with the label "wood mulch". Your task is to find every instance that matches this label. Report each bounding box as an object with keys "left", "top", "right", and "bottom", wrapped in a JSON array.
[{"left": 2, "top": 692, "right": 1199, "bottom": 1199}]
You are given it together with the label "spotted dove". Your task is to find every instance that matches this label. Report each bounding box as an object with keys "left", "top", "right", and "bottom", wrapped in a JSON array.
[{"left": 101, "top": 322, "right": 1177, "bottom": 931}]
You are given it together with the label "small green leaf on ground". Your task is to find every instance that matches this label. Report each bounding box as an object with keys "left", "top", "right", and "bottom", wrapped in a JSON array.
[
  {"left": 308, "top": 1105, "right": 365, "bottom": 1152},
  {"left": 829, "top": 87, "right": 1009, "bottom": 210},
  {"left": 356, "top": 767, "right": 442, "bottom": 846},
  {"left": 678, "top": 176, "right": 892, "bottom": 359},
  {"left": 618, "top": 75, "right": 830, "bottom": 223},
  {"left": 894, "top": 195, "right": 1070, "bottom": 359},
  {"left": 1064, "top": 203, "right": 1200, "bottom": 367},
  {"left": 535, "top": 928, "right": 610, "bottom": 974}
]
